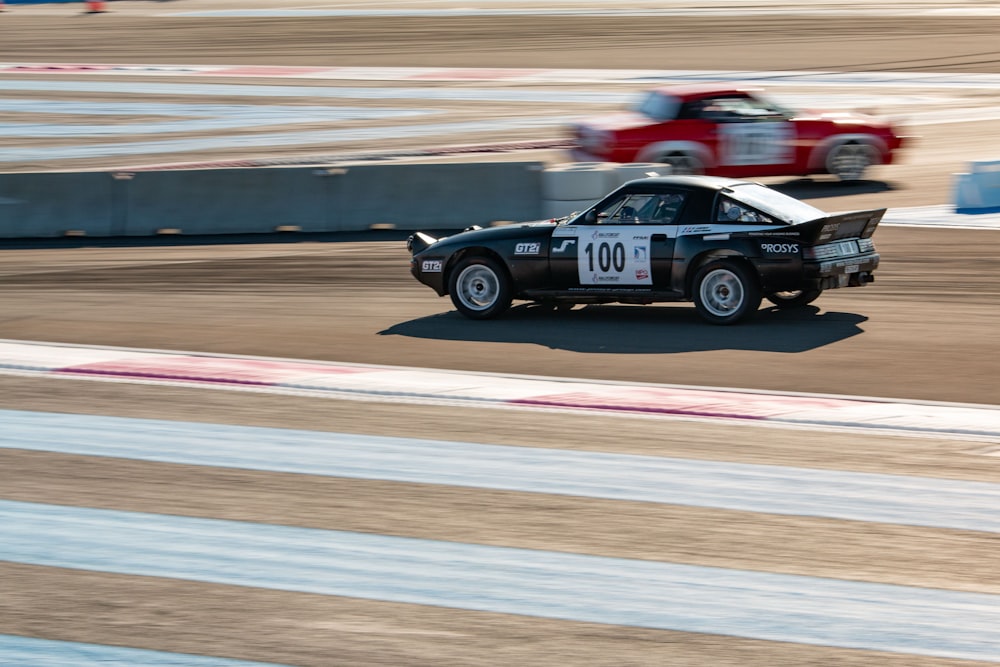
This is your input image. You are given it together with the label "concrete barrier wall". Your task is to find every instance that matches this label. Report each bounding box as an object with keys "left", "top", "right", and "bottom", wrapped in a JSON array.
[
  {"left": 0, "top": 162, "right": 547, "bottom": 238},
  {"left": 122, "top": 167, "right": 330, "bottom": 236},
  {"left": 0, "top": 172, "right": 119, "bottom": 237}
]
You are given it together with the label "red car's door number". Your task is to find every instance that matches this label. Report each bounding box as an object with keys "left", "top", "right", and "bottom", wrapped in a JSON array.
[{"left": 719, "top": 123, "right": 794, "bottom": 166}]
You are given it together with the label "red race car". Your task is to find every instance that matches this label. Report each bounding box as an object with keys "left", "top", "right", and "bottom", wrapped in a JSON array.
[{"left": 569, "top": 84, "right": 908, "bottom": 181}]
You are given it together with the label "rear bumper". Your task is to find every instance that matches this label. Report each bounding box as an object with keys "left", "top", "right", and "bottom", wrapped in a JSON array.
[{"left": 804, "top": 252, "right": 880, "bottom": 290}]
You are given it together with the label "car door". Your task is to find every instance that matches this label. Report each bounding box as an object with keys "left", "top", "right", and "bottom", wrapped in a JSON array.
[
  {"left": 706, "top": 95, "right": 797, "bottom": 177},
  {"left": 550, "top": 192, "right": 686, "bottom": 291}
]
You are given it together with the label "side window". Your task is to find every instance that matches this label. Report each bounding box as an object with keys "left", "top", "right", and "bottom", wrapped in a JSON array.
[
  {"left": 716, "top": 196, "right": 774, "bottom": 224},
  {"left": 648, "top": 193, "right": 685, "bottom": 223},
  {"left": 595, "top": 193, "right": 686, "bottom": 224},
  {"left": 697, "top": 97, "right": 742, "bottom": 122}
]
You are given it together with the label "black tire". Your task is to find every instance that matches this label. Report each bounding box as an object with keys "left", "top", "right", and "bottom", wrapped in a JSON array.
[
  {"left": 766, "top": 289, "right": 822, "bottom": 309},
  {"left": 692, "top": 260, "right": 762, "bottom": 325},
  {"left": 826, "top": 141, "right": 875, "bottom": 181},
  {"left": 448, "top": 256, "right": 512, "bottom": 319}
]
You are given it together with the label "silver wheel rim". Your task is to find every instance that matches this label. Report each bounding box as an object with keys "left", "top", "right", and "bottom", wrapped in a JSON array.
[
  {"left": 456, "top": 264, "right": 500, "bottom": 311},
  {"left": 700, "top": 268, "right": 745, "bottom": 317},
  {"left": 829, "top": 144, "right": 872, "bottom": 180}
]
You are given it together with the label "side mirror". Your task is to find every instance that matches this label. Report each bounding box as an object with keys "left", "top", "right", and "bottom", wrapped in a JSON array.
[{"left": 584, "top": 210, "right": 598, "bottom": 224}]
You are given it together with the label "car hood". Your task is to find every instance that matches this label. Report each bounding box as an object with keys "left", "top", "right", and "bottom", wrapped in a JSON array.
[
  {"left": 573, "top": 111, "right": 655, "bottom": 132},
  {"left": 794, "top": 109, "right": 892, "bottom": 127},
  {"left": 411, "top": 220, "right": 559, "bottom": 255}
]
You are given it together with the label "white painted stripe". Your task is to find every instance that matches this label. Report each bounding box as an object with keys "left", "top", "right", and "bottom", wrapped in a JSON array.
[
  {"left": 3, "top": 64, "right": 1000, "bottom": 88},
  {"left": 0, "top": 98, "right": 433, "bottom": 137},
  {"left": 1, "top": 340, "right": 998, "bottom": 440},
  {"left": 5, "top": 409, "right": 999, "bottom": 532},
  {"left": 0, "top": 634, "right": 292, "bottom": 667},
  {"left": 882, "top": 204, "right": 1000, "bottom": 229},
  {"left": 0, "top": 78, "right": 634, "bottom": 102},
  {"left": 2, "top": 500, "right": 999, "bottom": 662}
]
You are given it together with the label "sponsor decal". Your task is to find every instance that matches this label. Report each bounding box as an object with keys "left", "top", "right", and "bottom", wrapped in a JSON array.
[
  {"left": 552, "top": 239, "right": 576, "bottom": 253},
  {"left": 421, "top": 260, "right": 443, "bottom": 272},
  {"left": 636, "top": 268, "right": 649, "bottom": 281},
  {"left": 591, "top": 231, "right": 620, "bottom": 239},
  {"left": 514, "top": 242, "right": 542, "bottom": 255},
  {"left": 760, "top": 242, "right": 800, "bottom": 254},
  {"left": 680, "top": 225, "right": 712, "bottom": 235},
  {"left": 633, "top": 246, "right": 647, "bottom": 261},
  {"left": 594, "top": 275, "right": 621, "bottom": 283},
  {"left": 552, "top": 226, "right": 579, "bottom": 237},
  {"left": 703, "top": 233, "right": 730, "bottom": 241},
  {"left": 837, "top": 240, "right": 860, "bottom": 255}
]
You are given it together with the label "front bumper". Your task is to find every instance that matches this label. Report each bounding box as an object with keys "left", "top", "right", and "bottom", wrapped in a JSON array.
[{"left": 411, "top": 254, "right": 448, "bottom": 296}]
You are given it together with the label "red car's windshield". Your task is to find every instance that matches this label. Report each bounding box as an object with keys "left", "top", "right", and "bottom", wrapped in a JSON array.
[{"left": 631, "top": 91, "right": 680, "bottom": 122}]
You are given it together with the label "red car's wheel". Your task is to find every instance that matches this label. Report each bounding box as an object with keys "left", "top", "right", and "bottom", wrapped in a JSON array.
[
  {"left": 660, "top": 151, "right": 704, "bottom": 176},
  {"left": 827, "top": 142, "right": 877, "bottom": 181}
]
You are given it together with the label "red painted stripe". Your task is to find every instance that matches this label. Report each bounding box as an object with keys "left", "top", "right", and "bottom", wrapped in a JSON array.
[
  {"left": 512, "top": 388, "right": 857, "bottom": 419},
  {"left": 56, "top": 356, "right": 373, "bottom": 384}
]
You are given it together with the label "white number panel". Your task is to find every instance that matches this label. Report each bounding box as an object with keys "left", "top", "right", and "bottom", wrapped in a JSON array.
[
  {"left": 719, "top": 122, "right": 794, "bottom": 166},
  {"left": 577, "top": 228, "right": 667, "bottom": 286}
]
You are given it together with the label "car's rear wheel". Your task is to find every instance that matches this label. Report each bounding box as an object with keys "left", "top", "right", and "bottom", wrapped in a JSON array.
[
  {"left": 827, "top": 142, "right": 876, "bottom": 181},
  {"left": 448, "top": 256, "right": 512, "bottom": 319},
  {"left": 660, "top": 151, "right": 704, "bottom": 175},
  {"left": 693, "top": 260, "right": 761, "bottom": 325},
  {"left": 766, "top": 289, "right": 822, "bottom": 309}
]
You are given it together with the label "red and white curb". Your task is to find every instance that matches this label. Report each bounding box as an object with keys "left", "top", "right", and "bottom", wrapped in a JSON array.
[{"left": 2, "top": 339, "right": 998, "bottom": 441}]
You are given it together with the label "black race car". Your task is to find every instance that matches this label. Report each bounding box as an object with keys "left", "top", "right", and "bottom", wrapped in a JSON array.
[{"left": 407, "top": 175, "right": 882, "bottom": 325}]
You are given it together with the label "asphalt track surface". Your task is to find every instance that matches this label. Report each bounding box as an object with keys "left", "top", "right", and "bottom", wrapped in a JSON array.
[{"left": 2, "top": 2, "right": 1000, "bottom": 666}]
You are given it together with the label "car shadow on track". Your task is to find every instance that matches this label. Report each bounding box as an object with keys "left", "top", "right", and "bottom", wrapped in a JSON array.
[{"left": 380, "top": 305, "right": 868, "bottom": 354}]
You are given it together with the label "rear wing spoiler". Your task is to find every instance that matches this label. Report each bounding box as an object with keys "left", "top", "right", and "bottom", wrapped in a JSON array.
[{"left": 790, "top": 208, "right": 886, "bottom": 245}]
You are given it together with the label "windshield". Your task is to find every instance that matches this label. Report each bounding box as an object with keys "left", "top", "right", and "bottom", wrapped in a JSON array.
[
  {"left": 631, "top": 91, "right": 680, "bottom": 122},
  {"left": 725, "top": 183, "right": 825, "bottom": 224}
]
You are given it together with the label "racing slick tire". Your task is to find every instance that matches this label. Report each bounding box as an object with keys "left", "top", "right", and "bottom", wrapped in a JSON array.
[
  {"left": 449, "top": 255, "right": 513, "bottom": 319},
  {"left": 827, "top": 141, "right": 876, "bottom": 181},
  {"left": 692, "top": 260, "right": 762, "bottom": 325},
  {"left": 660, "top": 151, "right": 704, "bottom": 176},
  {"left": 766, "top": 289, "right": 822, "bottom": 309}
]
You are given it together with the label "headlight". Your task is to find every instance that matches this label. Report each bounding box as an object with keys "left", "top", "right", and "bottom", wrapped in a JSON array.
[{"left": 579, "top": 128, "right": 613, "bottom": 153}]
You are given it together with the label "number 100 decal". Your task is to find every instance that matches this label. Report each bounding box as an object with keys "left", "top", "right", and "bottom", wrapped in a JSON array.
[{"left": 578, "top": 232, "right": 653, "bottom": 285}]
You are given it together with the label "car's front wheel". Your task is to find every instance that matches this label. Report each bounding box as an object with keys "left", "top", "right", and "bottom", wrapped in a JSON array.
[
  {"left": 448, "top": 256, "right": 513, "bottom": 319},
  {"left": 766, "top": 289, "right": 822, "bottom": 309},
  {"left": 660, "top": 151, "right": 704, "bottom": 175},
  {"left": 692, "top": 260, "right": 762, "bottom": 325}
]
